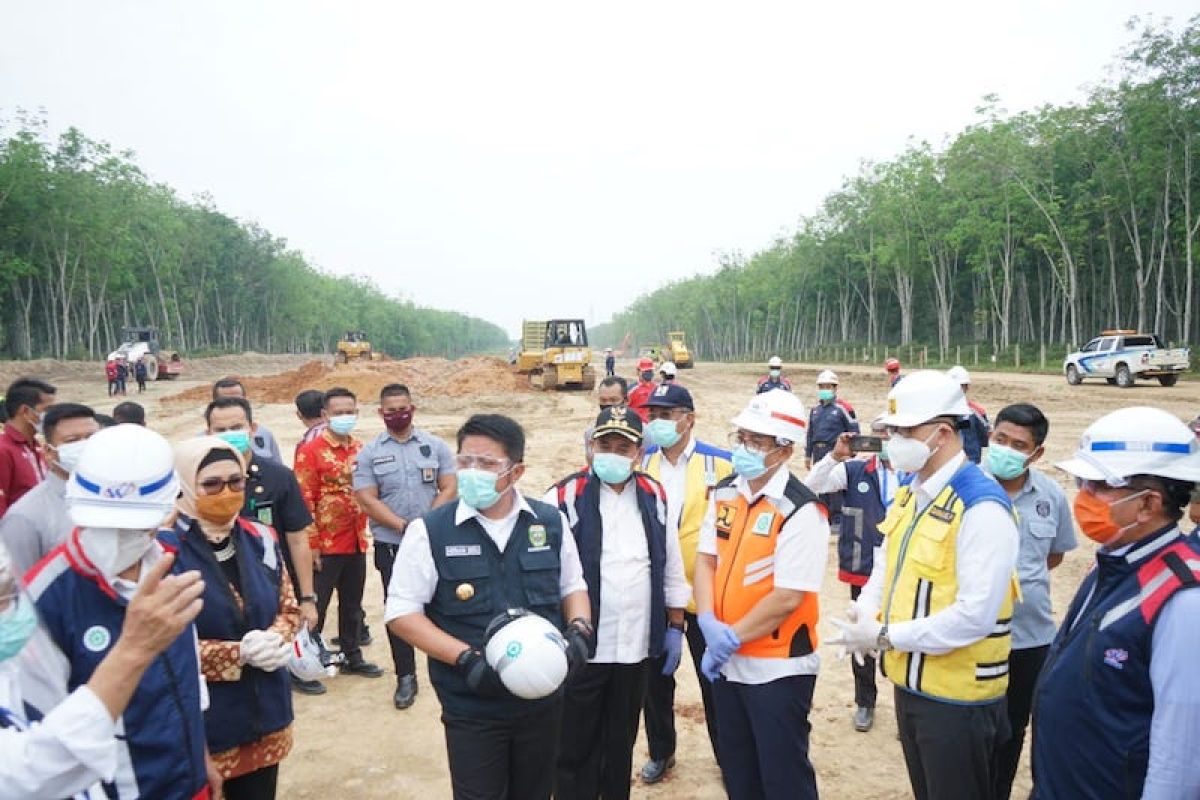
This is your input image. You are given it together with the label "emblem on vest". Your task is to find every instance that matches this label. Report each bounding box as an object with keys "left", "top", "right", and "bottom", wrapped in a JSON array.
[
  {"left": 456, "top": 583, "right": 475, "bottom": 601},
  {"left": 83, "top": 625, "right": 112, "bottom": 653},
  {"left": 715, "top": 505, "right": 736, "bottom": 538},
  {"left": 752, "top": 512, "right": 774, "bottom": 536},
  {"left": 528, "top": 524, "right": 549, "bottom": 551},
  {"left": 857, "top": 481, "right": 870, "bottom": 493},
  {"left": 1103, "top": 648, "right": 1128, "bottom": 670}
]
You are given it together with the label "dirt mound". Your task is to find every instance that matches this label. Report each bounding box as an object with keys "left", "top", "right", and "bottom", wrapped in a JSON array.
[{"left": 165, "top": 356, "right": 530, "bottom": 405}]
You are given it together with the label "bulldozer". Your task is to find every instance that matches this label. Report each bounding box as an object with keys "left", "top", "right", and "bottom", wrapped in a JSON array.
[
  {"left": 107, "top": 326, "right": 183, "bottom": 381},
  {"left": 515, "top": 319, "right": 596, "bottom": 391},
  {"left": 335, "top": 331, "right": 382, "bottom": 364},
  {"left": 665, "top": 330, "right": 693, "bottom": 368}
]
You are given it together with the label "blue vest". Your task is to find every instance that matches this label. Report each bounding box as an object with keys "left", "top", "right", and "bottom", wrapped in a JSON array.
[
  {"left": 807, "top": 401, "right": 858, "bottom": 461},
  {"left": 837, "top": 458, "right": 888, "bottom": 584},
  {"left": 424, "top": 498, "right": 565, "bottom": 720},
  {"left": 159, "top": 515, "right": 294, "bottom": 754},
  {"left": 553, "top": 470, "right": 669, "bottom": 660},
  {"left": 1032, "top": 526, "right": 1200, "bottom": 799}
]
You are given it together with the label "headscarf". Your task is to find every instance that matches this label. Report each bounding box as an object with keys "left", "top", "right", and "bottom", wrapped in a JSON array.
[{"left": 174, "top": 436, "right": 246, "bottom": 542}]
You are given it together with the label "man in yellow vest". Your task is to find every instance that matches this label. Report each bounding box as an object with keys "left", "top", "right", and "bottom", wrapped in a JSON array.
[
  {"left": 830, "top": 370, "right": 1019, "bottom": 800},
  {"left": 637, "top": 383, "right": 733, "bottom": 783},
  {"left": 693, "top": 389, "right": 829, "bottom": 800}
]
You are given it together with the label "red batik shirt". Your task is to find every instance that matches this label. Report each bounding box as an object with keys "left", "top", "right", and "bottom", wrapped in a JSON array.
[{"left": 294, "top": 430, "right": 368, "bottom": 554}]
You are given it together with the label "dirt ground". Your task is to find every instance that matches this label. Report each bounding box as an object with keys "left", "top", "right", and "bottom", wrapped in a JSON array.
[{"left": 25, "top": 354, "right": 1200, "bottom": 799}]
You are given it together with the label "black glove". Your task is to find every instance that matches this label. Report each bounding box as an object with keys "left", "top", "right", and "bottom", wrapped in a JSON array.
[
  {"left": 563, "top": 617, "right": 594, "bottom": 678},
  {"left": 455, "top": 647, "right": 507, "bottom": 698}
]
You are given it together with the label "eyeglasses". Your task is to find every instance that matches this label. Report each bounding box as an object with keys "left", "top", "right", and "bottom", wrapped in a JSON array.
[
  {"left": 454, "top": 454, "right": 512, "bottom": 473},
  {"left": 727, "top": 431, "right": 779, "bottom": 452},
  {"left": 198, "top": 476, "right": 246, "bottom": 495}
]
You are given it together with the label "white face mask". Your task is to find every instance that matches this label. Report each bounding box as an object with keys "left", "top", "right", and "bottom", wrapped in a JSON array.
[
  {"left": 52, "top": 440, "right": 88, "bottom": 474},
  {"left": 79, "top": 527, "right": 155, "bottom": 578},
  {"left": 886, "top": 428, "right": 943, "bottom": 473}
]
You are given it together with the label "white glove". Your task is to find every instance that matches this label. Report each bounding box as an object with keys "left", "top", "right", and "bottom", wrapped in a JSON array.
[
  {"left": 239, "top": 630, "right": 284, "bottom": 669},
  {"left": 255, "top": 641, "right": 293, "bottom": 672},
  {"left": 828, "top": 607, "right": 882, "bottom": 667}
]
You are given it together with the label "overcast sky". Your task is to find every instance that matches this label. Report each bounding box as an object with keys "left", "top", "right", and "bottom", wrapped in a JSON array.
[{"left": 1, "top": 2, "right": 1193, "bottom": 337}]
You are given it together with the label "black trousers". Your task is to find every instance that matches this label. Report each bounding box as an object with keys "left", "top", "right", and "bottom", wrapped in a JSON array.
[
  {"left": 895, "top": 686, "right": 1008, "bottom": 800},
  {"left": 994, "top": 645, "right": 1048, "bottom": 800},
  {"left": 713, "top": 674, "right": 818, "bottom": 800},
  {"left": 848, "top": 584, "right": 877, "bottom": 708},
  {"left": 373, "top": 542, "right": 416, "bottom": 678},
  {"left": 557, "top": 661, "right": 648, "bottom": 800},
  {"left": 642, "top": 611, "right": 719, "bottom": 762},
  {"left": 314, "top": 551, "right": 366, "bottom": 662},
  {"left": 222, "top": 764, "right": 279, "bottom": 800},
  {"left": 444, "top": 701, "right": 563, "bottom": 800}
]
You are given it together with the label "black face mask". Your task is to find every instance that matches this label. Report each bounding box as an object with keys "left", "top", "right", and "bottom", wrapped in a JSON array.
[{"left": 640, "top": 371, "right": 654, "bottom": 382}]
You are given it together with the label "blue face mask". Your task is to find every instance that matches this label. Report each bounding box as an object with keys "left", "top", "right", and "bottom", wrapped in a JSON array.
[
  {"left": 593, "top": 452, "right": 634, "bottom": 484},
  {"left": 732, "top": 445, "right": 770, "bottom": 480},
  {"left": 216, "top": 430, "right": 251, "bottom": 454},
  {"left": 0, "top": 595, "right": 38, "bottom": 662},
  {"left": 458, "top": 468, "right": 505, "bottom": 511},
  {"left": 328, "top": 414, "right": 358, "bottom": 436},
  {"left": 645, "top": 419, "right": 682, "bottom": 449},
  {"left": 817, "top": 389, "right": 835, "bottom": 403},
  {"left": 987, "top": 442, "right": 1029, "bottom": 480}
]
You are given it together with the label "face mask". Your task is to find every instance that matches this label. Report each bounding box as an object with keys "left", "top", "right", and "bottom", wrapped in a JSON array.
[
  {"left": 458, "top": 468, "right": 505, "bottom": 511},
  {"left": 987, "top": 442, "right": 1029, "bottom": 481},
  {"left": 32, "top": 410, "right": 44, "bottom": 438},
  {"left": 817, "top": 389, "right": 835, "bottom": 402},
  {"left": 645, "top": 419, "right": 682, "bottom": 448},
  {"left": 769, "top": 369, "right": 781, "bottom": 378},
  {"left": 640, "top": 371, "right": 655, "bottom": 382},
  {"left": 1073, "top": 489, "right": 1149, "bottom": 547},
  {"left": 382, "top": 408, "right": 414, "bottom": 433},
  {"left": 593, "top": 452, "right": 634, "bottom": 484},
  {"left": 195, "top": 490, "right": 245, "bottom": 526},
  {"left": 216, "top": 430, "right": 251, "bottom": 454},
  {"left": 52, "top": 440, "right": 88, "bottom": 473},
  {"left": 886, "top": 428, "right": 941, "bottom": 473},
  {"left": 879, "top": 443, "right": 889, "bottom": 463},
  {"left": 328, "top": 414, "right": 358, "bottom": 436},
  {"left": 79, "top": 527, "right": 155, "bottom": 577},
  {"left": 0, "top": 596, "right": 38, "bottom": 662},
  {"left": 732, "top": 445, "right": 771, "bottom": 480}
]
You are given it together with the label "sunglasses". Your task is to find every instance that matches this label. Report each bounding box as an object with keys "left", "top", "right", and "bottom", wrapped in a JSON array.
[{"left": 198, "top": 475, "right": 246, "bottom": 496}]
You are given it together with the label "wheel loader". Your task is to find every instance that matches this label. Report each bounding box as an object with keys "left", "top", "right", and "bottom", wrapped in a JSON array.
[
  {"left": 665, "top": 330, "right": 693, "bottom": 368},
  {"left": 515, "top": 319, "right": 596, "bottom": 391},
  {"left": 335, "top": 331, "right": 382, "bottom": 364}
]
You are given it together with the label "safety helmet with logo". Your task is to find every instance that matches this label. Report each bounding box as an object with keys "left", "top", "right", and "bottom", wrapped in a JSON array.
[
  {"left": 660, "top": 361, "right": 678, "bottom": 377},
  {"left": 767, "top": 356, "right": 784, "bottom": 369},
  {"left": 484, "top": 609, "right": 569, "bottom": 700},
  {"left": 816, "top": 369, "right": 838, "bottom": 385},
  {"left": 879, "top": 370, "right": 969, "bottom": 428},
  {"left": 885, "top": 358, "right": 901, "bottom": 373},
  {"left": 947, "top": 365, "right": 971, "bottom": 386},
  {"left": 65, "top": 423, "right": 180, "bottom": 529},
  {"left": 731, "top": 389, "right": 807, "bottom": 445},
  {"left": 1056, "top": 407, "right": 1200, "bottom": 487},
  {"left": 636, "top": 356, "right": 655, "bottom": 372},
  {"left": 287, "top": 623, "right": 329, "bottom": 681}
]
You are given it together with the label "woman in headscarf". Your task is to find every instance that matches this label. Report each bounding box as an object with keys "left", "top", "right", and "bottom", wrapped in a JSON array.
[{"left": 163, "top": 437, "right": 299, "bottom": 800}]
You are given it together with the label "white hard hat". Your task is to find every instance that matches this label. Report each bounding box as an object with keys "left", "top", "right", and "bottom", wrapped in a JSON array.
[
  {"left": 731, "top": 389, "right": 807, "bottom": 444},
  {"left": 484, "top": 611, "right": 569, "bottom": 700},
  {"left": 660, "top": 361, "right": 677, "bottom": 376},
  {"left": 879, "top": 370, "right": 969, "bottom": 428},
  {"left": 287, "top": 623, "right": 327, "bottom": 681},
  {"left": 947, "top": 365, "right": 971, "bottom": 385},
  {"left": 1057, "top": 407, "right": 1200, "bottom": 485},
  {"left": 65, "top": 424, "right": 180, "bottom": 530},
  {"left": 767, "top": 356, "right": 784, "bottom": 369},
  {"left": 816, "top": 369, "right": 839, "bottom": 385}
]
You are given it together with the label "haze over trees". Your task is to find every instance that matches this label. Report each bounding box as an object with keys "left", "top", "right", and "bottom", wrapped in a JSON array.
[{"left": 595, "top": 17, "right": 1200, "bottom": 363}]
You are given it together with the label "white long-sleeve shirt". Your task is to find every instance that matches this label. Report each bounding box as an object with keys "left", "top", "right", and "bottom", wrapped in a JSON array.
[
  {"left": 858, "top": 452, "right": 1018, "bottom": 655},
  {"left": 804, "top": 452, "right": 899, "bottom": 505}
]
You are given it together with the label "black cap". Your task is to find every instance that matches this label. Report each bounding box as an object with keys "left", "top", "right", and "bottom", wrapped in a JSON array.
[
  {"left": 591, "top": 406, "right": 643, "bottom": 443},
  {"left": 643, "top": 383, "right": 693, "bottom": 410}
]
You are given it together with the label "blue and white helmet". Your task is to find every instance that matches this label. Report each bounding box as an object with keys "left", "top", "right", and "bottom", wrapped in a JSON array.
[
  {"left": 65, "top": 423, "right": 180, "bottom": 529},
  {"left": 1057, "top": 407, "right": 1200, "bottom": 487}
]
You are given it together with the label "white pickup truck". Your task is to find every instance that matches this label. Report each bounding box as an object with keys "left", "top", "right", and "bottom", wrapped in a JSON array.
[{"left": 1064, "top": 331, "right": 1189, "bottom": 387}]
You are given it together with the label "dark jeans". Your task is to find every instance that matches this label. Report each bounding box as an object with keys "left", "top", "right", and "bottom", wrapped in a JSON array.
[
  {"left": 642, "top": 611, "right": 719, "bottom": 762},
  {"left": 895, "top": 686, "right": 1008, "bottom": 800},
  {"left": 444, "top": 701, "right": 563, "bottom": 800},
  {"left": 713, "top": 674, "right": 817, "bottom": 800},
  {"left": 849, "top": 584, "right": 877, "bottom": 708},
  {"left": 374, "top": 542, "right": 416, "bottom": 678},
  {"left": 222, "top": 764, "right": 279, "bottom": 800},
  {"left": 315, "top": 551, "right": 367, "bottom": 662},
  {"left": 557, "top": 661, "right": 649, "bottom": 800},
  {"left": 994, "top": 645, "right": 1048, "bottom": 800}
]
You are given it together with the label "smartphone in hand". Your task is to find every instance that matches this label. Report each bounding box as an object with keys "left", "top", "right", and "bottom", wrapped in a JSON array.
[{"left": 849, "top": 435, "right": 883, "bottom": 453}]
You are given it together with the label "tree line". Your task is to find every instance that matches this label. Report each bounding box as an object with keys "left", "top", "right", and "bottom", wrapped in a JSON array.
[
  {"left": 594, "top": 17, "right": 1200, "bottom": 366},
  {"left": 0, "top": 115, "right": 509, "bottom": 360}
]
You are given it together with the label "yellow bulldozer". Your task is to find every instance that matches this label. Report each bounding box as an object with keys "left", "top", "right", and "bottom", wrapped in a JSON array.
[
  {"left": 335, "top": 331, "right": 382, "bottom": 364},
  {"left": 665, "top": 330, "right": 693, "bottom": 368},
  {"left": 515, "top": 319, "right": 596, "bottom": 390}
]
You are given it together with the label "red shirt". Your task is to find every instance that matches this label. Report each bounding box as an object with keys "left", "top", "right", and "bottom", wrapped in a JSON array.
[
  {"left": 0, "top": 423, "right": 46, "bottom": 518},
  {"left": 628, "top": 380, "right": 655, "bottom": 423},
  {"left": 294, "top": 430, "right": 367, "bottom": 555}
]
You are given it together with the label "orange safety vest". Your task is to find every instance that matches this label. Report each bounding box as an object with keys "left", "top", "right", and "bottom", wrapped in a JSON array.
[{"left": 712, "top": 473, "right": 823, "bottom": 659}]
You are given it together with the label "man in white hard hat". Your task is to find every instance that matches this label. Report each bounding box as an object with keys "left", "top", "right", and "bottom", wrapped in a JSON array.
[
  {"left": 947, "top": 366, "right": 989, "bottom": 464},
  {"left": 693, "top": 390, "right": 829, "bottom": 800},
  {"left": 806, "top": 370, "right": 859, "bottom": 469},
  {"left": 659, "top": 361, "right": 678, "bottom": 384},
  {"left": 829, "top": 371, "right": 1019, "bottom": 800},
  {"left": 1031, "top": 407, "right": 1200, "bottom": 799},
  {"left": 23, "top": 423, "right": 222, "bottom": 799},
  {"left": 756, "top": 356, "right": 792, "bottom": 394}
]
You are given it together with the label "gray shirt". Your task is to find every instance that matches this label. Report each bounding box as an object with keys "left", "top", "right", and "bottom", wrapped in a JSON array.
[
  {"left": 352, "top": 428, "right": 456, "bottom": 544},
  {"left": 0, "top": 473, "right": 71, "bottom": 575},
  {"left": 1009, "top": 467, "right": 1077, "bottom": 649}
]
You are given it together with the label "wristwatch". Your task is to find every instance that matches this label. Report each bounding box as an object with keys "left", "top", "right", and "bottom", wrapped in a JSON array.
[
  {"left": 876, "top": 625, "right": 893, "bottom": 652},
  {"left": 299, "top": 594, "right": 318, "bottom": 605}
]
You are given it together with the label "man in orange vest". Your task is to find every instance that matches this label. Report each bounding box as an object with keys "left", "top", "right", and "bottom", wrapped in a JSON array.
[{"left": 693, "top": 389, "right": 829, "bottom": 800}]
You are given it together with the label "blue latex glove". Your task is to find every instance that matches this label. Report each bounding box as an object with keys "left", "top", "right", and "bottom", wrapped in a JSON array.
[
  {"left": 697, "top": 612, "right": 740, "bottom": 663},
  {"left": 700, "top": 648, "right": 725, "bottom": 682},
  {"left": 661, "top": 627, "right": 684, "bottom": 676}
]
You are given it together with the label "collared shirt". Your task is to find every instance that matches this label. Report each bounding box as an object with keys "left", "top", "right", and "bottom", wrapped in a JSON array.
[
  {"left": 1145, "top": 567, "right": 1200, "bottom": 797},
  {"left": 0, "top": 423, "right": 46, "bottom": 518},
  {"left": 384, "top": 494, "right": 587, "bottom": 621},
  {"left": 249, "top": 424, "right": 283, "bottom": 464},
  {"left": 859, "top": 452, "right": 1019, "bottom": 656},
  {"left": 294, "top": 430, "right": 367, "bottom": 554},
  {"left": 1004, "top": 467, "right": 1076, "bottom": 649},
  {"left": 656, "top": 436, "right": 695, "bottom": 545},
  {"left": 0, "top": 473, "right": 70, "bottom": 575},
  {"left": 697, "top": 466, "right": 829, "bottom": 683},
  {"left": 243, "top": 456, "right": 314, "bottom": 594},
  {"left": 352, "top": 428, "right": 456, "bottom": 545}
]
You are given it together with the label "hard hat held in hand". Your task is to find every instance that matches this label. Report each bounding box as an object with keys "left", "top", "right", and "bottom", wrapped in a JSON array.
[
  {"left": 1057, "top": 407, "right": 1200, "bottom": 485},
  {"left": 816, "top": 369, "right": 839, "bottom": 385},
  {"left": 731, "top": 389, "right": 807, "bottom": 444},
  {"left": 484, "top": 610, "right": 569, "bottom": 700},
  {"left": 287, "top": 623, "right": 328, "bottom": 682},
  {"left": 65, "top": 423, "right": 180, "bottom": 530},
  {"left": 880, "top": 370, "right": 969, "bottom": 428}
]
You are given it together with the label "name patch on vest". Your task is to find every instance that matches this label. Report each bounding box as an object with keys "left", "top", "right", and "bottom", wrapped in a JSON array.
[
  {"left": 445, "top": 545, "right": 482, "bottom": 557},
  {"left": 752, "top": 512, "right": 774, "bottom": 536},
  {"left": 928, "top": 506, "right": 955, "bottom": 524}
]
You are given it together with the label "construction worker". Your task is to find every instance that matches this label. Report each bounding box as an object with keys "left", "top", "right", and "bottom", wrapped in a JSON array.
[
  {"left": 806, "top": 369, "right": 859, "bottom": 467},
  {"left": 628, "top": 357, "right": 657, "bottom": 423},
  {"left": 693, "top": 389, "right": 828, "bottom": 800},
  {"left": 830, "top": 370, "right": 1019, "bottom": 800},
  {"left": 385, "top": 414, "right": 592, "bottom": 800},
  {"left": 604, "top": 347, "right": 616, "bottom": 377},
  {"left": 756, "top": 356, "right": 792, "bottom": 394},
  {"left": 637, "top": 383, "right": 733, "bottom": 782},
  {"left": 948, "top": 365, "right": 989, "bottom": 464},
  {"left": 659, "top": 361, "right": 678, "bottom": 384},
  {"left": 984, "top": 404, "right": 1076, "bottom": 800},
  {"left": 547, "top": 407, "right": 689, "bottom": 800},
  {"left": 804, "top": 417, "right": 898, "bottom": 733},
  {"left": 885, "top": 357, "right": 902, "bottom": 386},
  {"left": 1031, "top": 407, "right": 1200, "bottom": 798}
]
